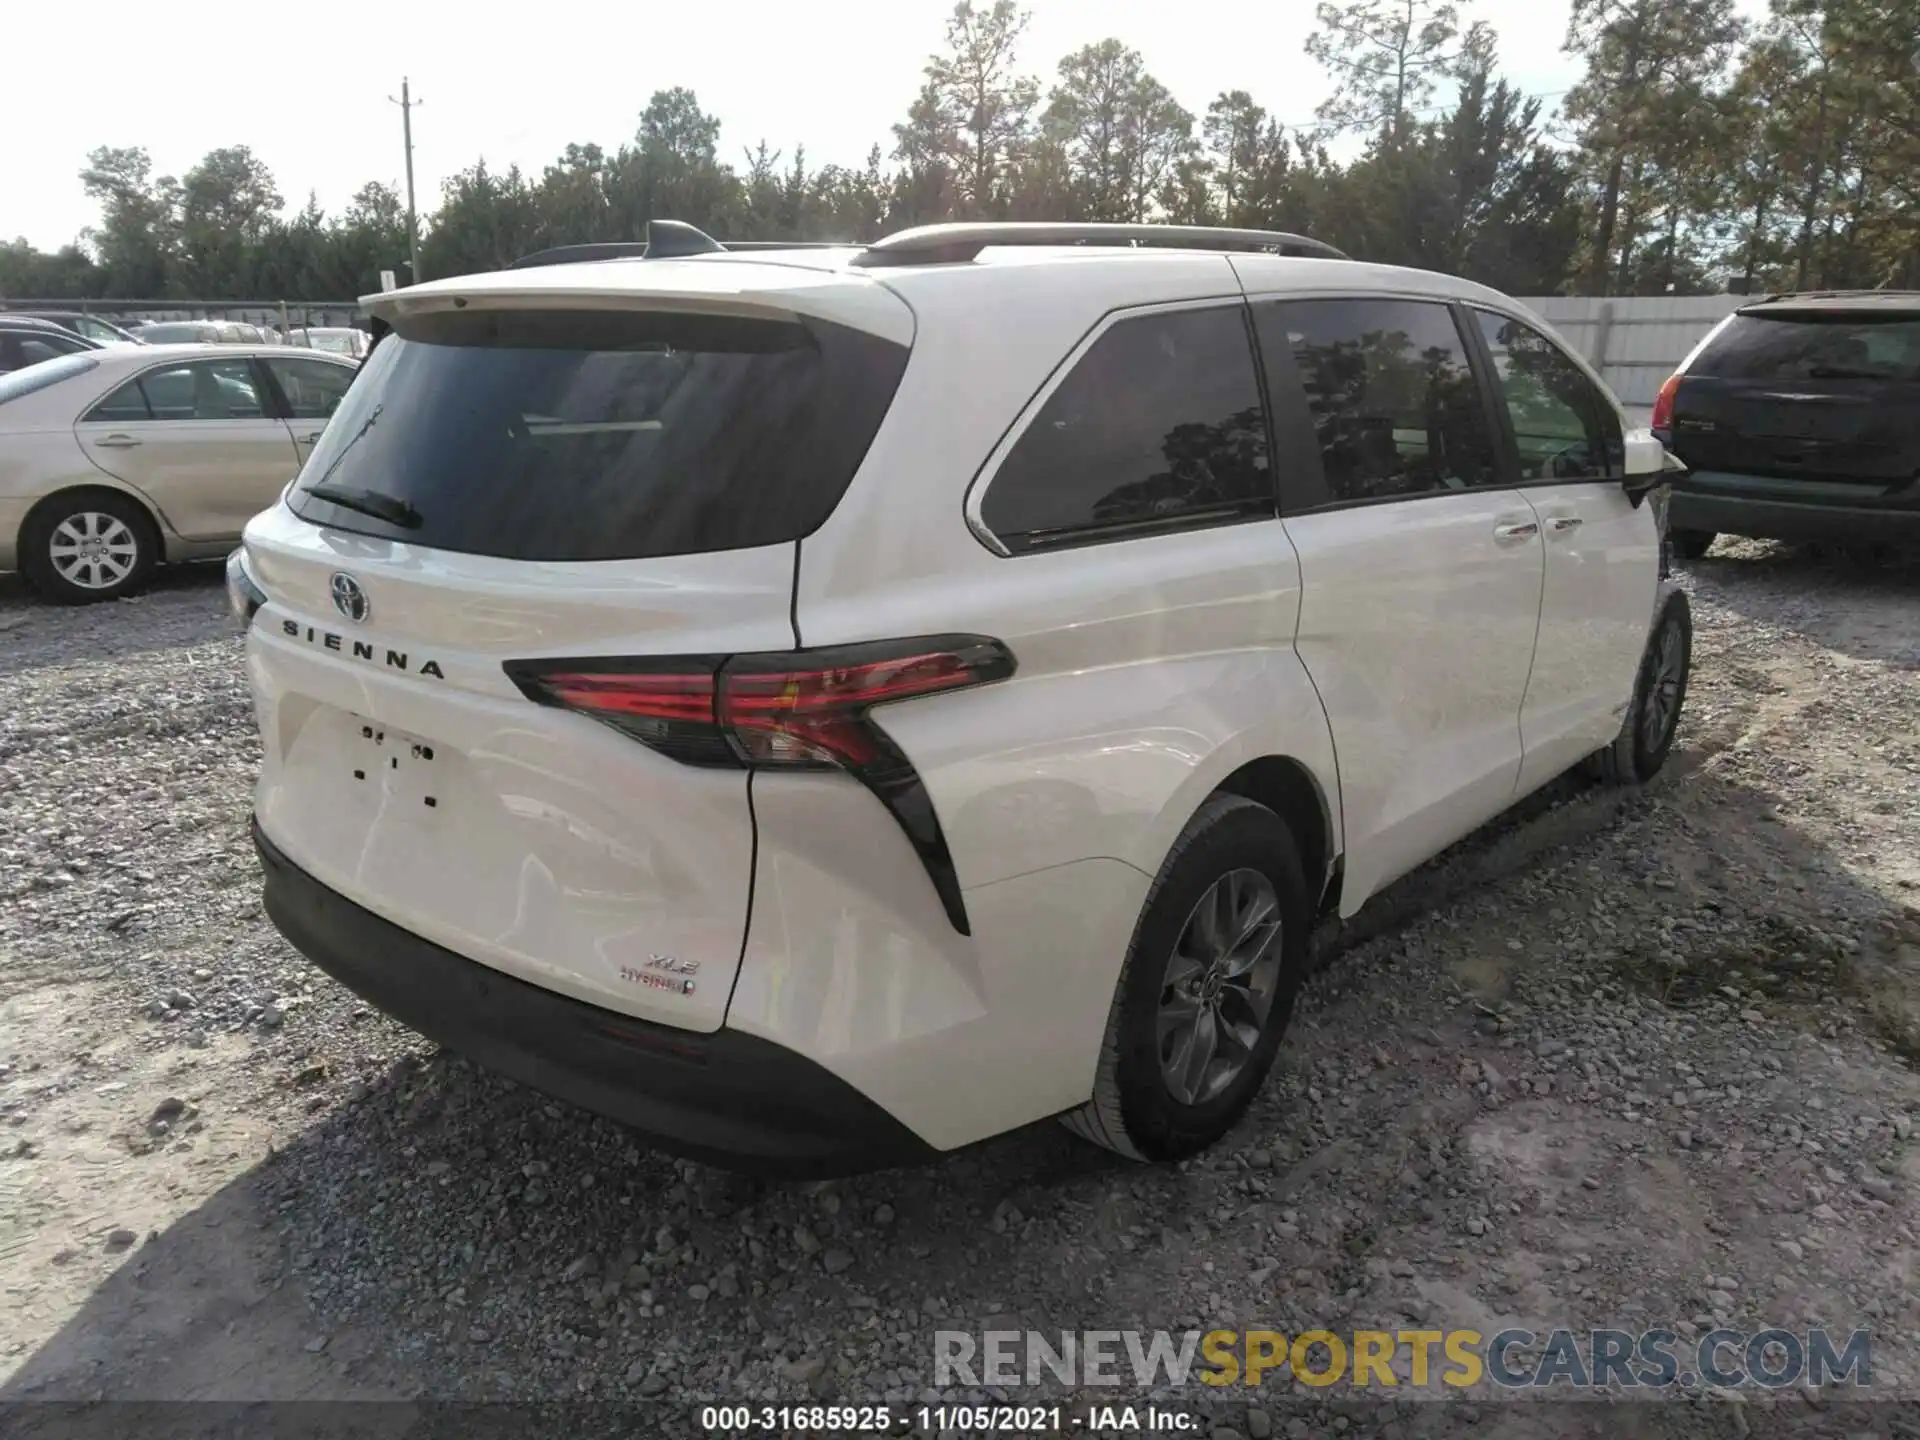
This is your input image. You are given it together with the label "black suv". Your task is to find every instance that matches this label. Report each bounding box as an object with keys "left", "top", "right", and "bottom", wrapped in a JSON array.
[{"left": 1656, "top": 291, "right": 1920, "bottom": 558}]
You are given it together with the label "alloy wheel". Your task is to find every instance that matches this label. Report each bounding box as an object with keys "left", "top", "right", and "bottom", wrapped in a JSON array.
[
  {"left": 49, "top": 512, "right": 140, "bottom": 591},
  {"left": 1639, "top": 611, "right": 1685, "bottom": 752},
  {"left": 1157, "top": 867, "right": 1284, "bottom": 1106}
]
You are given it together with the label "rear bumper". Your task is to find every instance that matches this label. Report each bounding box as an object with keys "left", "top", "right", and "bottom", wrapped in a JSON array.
[
  {"left": 1669, "top": 478, "right": 1920, "bottom": 547},
  {"left": 253, "top": 818, "right": 937, "bottom": 1177}
]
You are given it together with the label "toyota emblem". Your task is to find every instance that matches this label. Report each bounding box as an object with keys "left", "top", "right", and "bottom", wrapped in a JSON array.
[{"left": 329, "top": 572, "right": 370, "bottom": 623}]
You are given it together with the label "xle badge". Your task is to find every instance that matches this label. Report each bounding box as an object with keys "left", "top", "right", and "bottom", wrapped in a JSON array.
[{"left": 620, "top": 954, "right": 700, "bottom": 996}]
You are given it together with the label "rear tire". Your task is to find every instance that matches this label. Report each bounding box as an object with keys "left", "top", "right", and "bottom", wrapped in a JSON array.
[
  {"left": 1671, "top": 529, "right": 1715, "bottom": 562},
  {"left": 21, "top": 490, "right": 159, "bottom": 604},
  {"left": 1593, "top": 588, "right": 1692, "bottom": 787},
  {"left": 1062, "top": 795, "right": 1312, "bottom": 1163}
]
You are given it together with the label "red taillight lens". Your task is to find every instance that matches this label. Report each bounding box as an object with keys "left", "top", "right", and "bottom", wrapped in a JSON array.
[
  {"left": 535, "top": 669, "right": 716, "bottom": 723},
  {"left": 1651, "top": 372, "right": 1681, "bottom": 434},
  {"left": 510, "top": 662, "right": 732, "bottom": 765},
  {"left": 721, "top": 648, "right": 994, "bottom": 767},
  {"left": 505, "top": 636, "right": 1017, "bottom": 934}
]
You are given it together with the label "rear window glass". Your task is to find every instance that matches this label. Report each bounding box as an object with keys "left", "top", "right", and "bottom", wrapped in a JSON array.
[
  {"left": 0, "top": 353, "right": 98, "bottom": 405},
  {"left": 287, "top": 309, "right": 909, "bottom": 562},
  {"left": 1694, "top": 314, "right": 1920, "bottom": 382}
]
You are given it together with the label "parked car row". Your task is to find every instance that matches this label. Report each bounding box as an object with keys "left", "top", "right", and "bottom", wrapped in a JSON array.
[
  {"left": 8, "top": 310, "right": 147, "bottom": 346},
  {"left": 0, "top": 316, "right": 103, "bottom": 374},
  {"left": 0, "top": 311, "right": 374, "bottom": 362},
  {"left": 0, "top": 343, "right": 359, "bottom": 601}
]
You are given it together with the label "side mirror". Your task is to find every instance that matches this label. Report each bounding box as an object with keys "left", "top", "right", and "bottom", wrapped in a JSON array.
[{"left": 1624, "top": 450, "right": 1688, "bottom": 509}]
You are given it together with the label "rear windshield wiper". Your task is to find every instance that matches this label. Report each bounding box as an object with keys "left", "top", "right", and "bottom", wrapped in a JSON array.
[{"left": 305, "top": 483, "right": 423, "bottom": 529}]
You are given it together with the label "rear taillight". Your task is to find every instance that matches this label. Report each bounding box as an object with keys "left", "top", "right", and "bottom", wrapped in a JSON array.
[
  {"left": 1651, "top": 372, "right": 1682, "bottom": 434},
  {"left": 225, "top": 548, "right": 266, "bottom": 627},
  {"left": 505, "top": 636, "right": 1016, "bottom": 934}
]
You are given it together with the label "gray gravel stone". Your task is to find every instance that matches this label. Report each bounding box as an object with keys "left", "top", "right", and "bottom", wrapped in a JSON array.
[{"left": 5, "top": 542, "right": 1920, "bottom": 1416}]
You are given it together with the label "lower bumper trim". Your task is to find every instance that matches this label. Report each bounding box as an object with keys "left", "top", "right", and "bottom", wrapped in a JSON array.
[
  {"left": 252, "top": 819, "right": 936, "bottom": 1177},
  {"left": 1669, "top": 488, "right": 1920, "bottom": 546}
]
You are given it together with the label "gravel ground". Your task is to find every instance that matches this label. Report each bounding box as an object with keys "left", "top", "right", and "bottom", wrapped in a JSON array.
[{"left": 1, "top": 543, "right": 1917, "bottom": 1439}]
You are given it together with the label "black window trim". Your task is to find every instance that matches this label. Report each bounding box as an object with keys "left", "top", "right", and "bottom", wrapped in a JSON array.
[
  {"left": 961, "top": 295, "right": 1281, "bottom": 557},
  {"left": 1245, "top": 291, "right": 1514, "bottom": 517},
  {"left": 1455, "top": 300, "right": 1627, "bottom": 492}
]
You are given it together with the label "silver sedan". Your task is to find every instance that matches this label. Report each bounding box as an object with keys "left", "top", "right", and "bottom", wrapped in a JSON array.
[{"left": 0, "top": 344, "right": 359, "bottom": 602}]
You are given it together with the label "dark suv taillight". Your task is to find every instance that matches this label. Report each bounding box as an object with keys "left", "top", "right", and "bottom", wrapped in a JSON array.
[
  {"left": 505, "top": 636, "right": 1016, "bottom": 934},
  {"left": 1651, "top": 372, "right": 1682, "bottom": 436}
]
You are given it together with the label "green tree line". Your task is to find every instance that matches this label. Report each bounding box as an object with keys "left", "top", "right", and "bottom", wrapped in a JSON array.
[{"left": 4, "top": 0, "right": 1915, "bottom": 303}]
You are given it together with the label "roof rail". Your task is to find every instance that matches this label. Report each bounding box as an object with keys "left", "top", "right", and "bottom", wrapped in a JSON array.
[
  {"left": 848, "top": 222, "right": 1349, "bottom": 268},
  {"left": 1747, "top": 287, "right": 1920, "bottom": 305},
  {"left": 507, "top": 220, "right": 853, "bottom": 270}
]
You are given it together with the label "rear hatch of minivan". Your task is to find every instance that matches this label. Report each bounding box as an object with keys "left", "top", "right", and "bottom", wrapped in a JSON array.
[
  {"left": 1663, "top": 301, "right": 1920, "bottom": 505},
  {"left": 242, "top": 259, "right": 914, "bottom": 1031}
]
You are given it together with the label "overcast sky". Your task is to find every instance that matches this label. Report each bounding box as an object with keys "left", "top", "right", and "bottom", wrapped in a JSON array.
[{"left": 4, "top": 0, "right": 1748, "bottom": 253}]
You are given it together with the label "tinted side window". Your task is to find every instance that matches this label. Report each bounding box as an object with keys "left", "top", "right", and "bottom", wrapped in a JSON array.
[
  {"left": 267, "top": 356, "right": 355, "bottom": 419},
  {"left": 132, "top": 360, "right": 268, "bottom": 420},
  {"left": 981, "top": 305, "right": 1270, "bottom": 552},
  {"left": 18, "top": 337, "right": 78, "bottom": 366},
  {"left": 1472, "top": 309, "right": 1623, "bottom": 480},
  {"left": 1263, "top": 298, "right": 1498, "bottom": 503},
  {"left": 84, "top": 378, "right": 154, "bottom": 422}
]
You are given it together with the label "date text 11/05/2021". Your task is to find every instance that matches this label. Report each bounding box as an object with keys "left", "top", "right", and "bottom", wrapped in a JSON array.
[{"left": 696, "top": 1405, "right": 1195, "bottom": 1432}]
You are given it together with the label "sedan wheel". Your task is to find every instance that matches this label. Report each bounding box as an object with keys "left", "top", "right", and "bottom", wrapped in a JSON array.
[
  {"left": 22, "top": 492, "right": 158, "bottom": 604},
  {"left": 50, "top": 511, "right": 142, "bottom": 593}
]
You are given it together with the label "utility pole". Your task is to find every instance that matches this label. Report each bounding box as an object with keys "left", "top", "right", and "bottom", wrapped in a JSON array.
[{"left": 389, "top": 78, "right": 423, "bottom": 284}]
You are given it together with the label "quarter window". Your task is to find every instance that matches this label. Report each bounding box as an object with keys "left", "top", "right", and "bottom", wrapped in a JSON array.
[
  {"left": 87, "top": 377, "right": 154, "bottom": 422},
  {"left": 1472, "top": 309, "right": 1623, "bottom": 480},
  {"left": 267, "top": 356, "right": 355, "bottom": 419},
  {"left": 980, "top": 305, "right": 1272, "bottom": 552},
  {"left": 1259, "top": 298, "right": 1499, "bottom": 504}
]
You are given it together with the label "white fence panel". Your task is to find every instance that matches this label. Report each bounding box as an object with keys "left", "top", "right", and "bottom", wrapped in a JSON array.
[{"left": 1516, "top": 295, "right": 1746, "bottom": 423}]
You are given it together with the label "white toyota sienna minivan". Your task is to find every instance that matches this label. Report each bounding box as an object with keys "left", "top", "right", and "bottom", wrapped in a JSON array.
[{"left": 231, "top": 222, "right": 1691, "bottom": 1176}]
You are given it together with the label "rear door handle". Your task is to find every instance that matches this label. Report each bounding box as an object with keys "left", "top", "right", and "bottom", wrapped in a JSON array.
[
  {"left": 94, "top": 433, "right": 142, "bottom": 448},
  {"left": 300, "top": 432, "right": 323, "bottom": 445},
  {"left": 1493, "top": 521, "right": 1538, "bottom": 543},
  {"left": 1545, "top": 516, "right": 1583, "bottom": 534}
]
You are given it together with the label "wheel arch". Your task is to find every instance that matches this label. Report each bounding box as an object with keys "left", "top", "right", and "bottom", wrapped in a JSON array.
[
  {"left": 1137, "top": 722, "right": 1343, "bottom": 933},
  {"left": 1211, "top": 755, "right": 1341, "bottom": 918},
  {"left": 19, "top": 481, "right": 170, "bottom": 562}
]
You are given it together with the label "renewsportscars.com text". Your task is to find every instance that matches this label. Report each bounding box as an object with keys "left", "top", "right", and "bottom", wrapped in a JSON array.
[{"left": 934, "top": 1327, "right": 1873, "bottom": 1391}]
